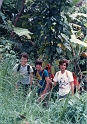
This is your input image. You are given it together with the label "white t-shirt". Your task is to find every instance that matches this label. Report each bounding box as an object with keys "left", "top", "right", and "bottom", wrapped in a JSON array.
[
  {"left": 13, "top": 64, "right": 33, "bottom": 85},
  {"left": 53, "top": 70, "right": 74, "bottom": 96}
]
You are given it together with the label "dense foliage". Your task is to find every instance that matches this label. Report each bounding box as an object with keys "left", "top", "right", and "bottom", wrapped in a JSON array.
[
  {"left": 0, "top": 1, "right": 87, "bottom": 123},
  {"left": 0, "top": 0, "right": 87, "bottom": 61}
]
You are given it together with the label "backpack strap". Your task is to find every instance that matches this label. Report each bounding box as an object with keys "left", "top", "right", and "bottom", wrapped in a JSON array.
[
  {"left": 27, "top": 65, "right": 30, "bottom": 74},
  {"left": 17, "top": 63, "right": 21, "bottom": 72},
  {"left": 57, "top": 71, "right": 59, "bottom": 76},
  {"left": 57, "top": 71, "right": 68, "bottom": 77},
  {"left": 17, "top": 63, "right": 30, "bottom": 74},
  {"left": 32, "top": 67, "right": 37, "bottom": 76},
  {"left": 66, "top": 71, "right": 68, "bottom": 78},
  {"left": 41, "top": 69, "right": 45, "bottom": 79}
]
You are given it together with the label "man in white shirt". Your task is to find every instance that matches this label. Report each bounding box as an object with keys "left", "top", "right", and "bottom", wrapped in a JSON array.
[{"left": 52, "top": 59, "right": 74, "bottom": 99}]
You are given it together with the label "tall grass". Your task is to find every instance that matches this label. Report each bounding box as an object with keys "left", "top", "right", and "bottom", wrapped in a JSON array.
[{"left": 0, "top": 57, "right": 87, "bottom": 124}]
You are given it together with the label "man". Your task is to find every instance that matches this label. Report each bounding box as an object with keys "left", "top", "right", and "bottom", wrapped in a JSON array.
[
  {"left": 35, "top": 60, "right": 52, "bottom": 101},
  {"left": 52, "top": 59, "right": 74, "bottom": 99},
  {"left": 13, "top": 52, "right": 33, "bottom": 95}
]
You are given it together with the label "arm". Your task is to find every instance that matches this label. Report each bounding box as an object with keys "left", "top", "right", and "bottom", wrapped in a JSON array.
[
  {"left": 40, "top": 76, "right": 51, "bottom": 100},
  {"left": 70, "top": 81, "right": 74, "bottom": 95},
  {"left": 51, "top": 81, "right": 57, "bottom": 86},
  {"left": 42, "top": 76, "right": 51, "bottom": 95},
  {"left": 68, "top": 71, "right": 74, "bottom": 96},
  {"left": 51, "top": 72, "right": 58, "bottom": 86},
  {"left": 29, "top": 66, "right": 34, "bottom": 88},
  {"left": 30, "top": 72, "right": 33, "bottom": 87},
  {"left": 40, "top": 70, "right": 57, "bottom": 99},
  {"left": 40, "top": 69, "right": 59, "bottom": 101},
  {"left": 75, "top": 79, "right": 80, "bottom": 90},
  {"left": 41, "top": 77, "right": 57, "bottom": 100}
]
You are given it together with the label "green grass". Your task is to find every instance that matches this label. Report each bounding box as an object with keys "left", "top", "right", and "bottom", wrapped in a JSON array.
[{"left": 1, "top": 77, "right": 87, "bottom": 124}]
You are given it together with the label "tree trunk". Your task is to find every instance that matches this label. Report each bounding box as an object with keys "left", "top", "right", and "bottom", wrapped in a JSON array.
[
  {"left": 10, "top": 0, "right": 26, "bottom": 38},
  {"left": 14, "top": 0, "right": 26, "bottom": 26}
]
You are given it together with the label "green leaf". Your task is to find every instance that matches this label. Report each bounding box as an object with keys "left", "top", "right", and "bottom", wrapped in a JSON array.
[
  {"left": 72, "top": 0, "right": 81, "bottom": 6},
  {"left": 22, "top": 21, "right": 29, "bottom": 28},
  {"left": 21, "top": 14, "right": 31, "bottom": 19},
  {"left": 75, "top": 30, "right": 82, "bottom": 38},
  {"left": 70, "top": 35, "right": 87, "bottom": 47},
  {"left": 70, "top": 13, "right": 87, "bottom": 18},
  {"left": 82, "top": 71, "right": 87, "bottom": 74},
  {"left": 84, "top": 23, "right": 87, "bottom": 27},
  {"left": 13, "top": 27, "right": 32, "bottom": 39}
]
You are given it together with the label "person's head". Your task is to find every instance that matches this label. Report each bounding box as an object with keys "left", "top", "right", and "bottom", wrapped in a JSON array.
[
  {"left": 20, "top": 52, "right": 28, "bottom": 66},
  {"left": 35, "top": 59, "right": 43, "bottom": 72},
  {"left": 59, "top": 59, "right": 68, "bottom": 72}
]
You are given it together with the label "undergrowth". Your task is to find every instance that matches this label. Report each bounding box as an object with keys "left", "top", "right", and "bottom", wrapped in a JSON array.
[{"left": 0, "top": 57, "right": 87, "bottom": 124}]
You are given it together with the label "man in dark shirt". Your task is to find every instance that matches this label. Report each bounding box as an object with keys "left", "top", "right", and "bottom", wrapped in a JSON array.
[{"left": 35, "top": 60, "right": 52, "bottom": 101}]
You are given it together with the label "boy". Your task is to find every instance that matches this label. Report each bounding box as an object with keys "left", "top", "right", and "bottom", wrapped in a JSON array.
[
  {"left": 13, "top": 52, "right": 33, "bottom": 95},
  {"left": 35, "top": 60, "right": 52, "bottom": 101},
  {"left": 52, "top": 59, "right": 74, "bottom": 99}
]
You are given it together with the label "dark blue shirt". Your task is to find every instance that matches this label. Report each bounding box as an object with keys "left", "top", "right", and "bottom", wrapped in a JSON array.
[{"left": 38, "top": 69, "right": 49, "bottom": 95}]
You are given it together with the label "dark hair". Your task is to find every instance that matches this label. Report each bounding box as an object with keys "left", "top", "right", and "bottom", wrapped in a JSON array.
[
  {"left": 59, "top": 59, "right": 68, "bottom": 67},
  {"left": 35, "top": 59, "right": 43, "bottom": 66},
  {"left": 20, "top": 52, "right": 28, "bottom": 60}
]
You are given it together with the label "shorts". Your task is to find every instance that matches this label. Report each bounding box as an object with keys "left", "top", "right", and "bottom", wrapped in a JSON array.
[
  {"left": 58, "top": 94, "right": 68, "bottom": 100},
  {"left": 17, "top": 82, "right": 30, "bottom": 96}
]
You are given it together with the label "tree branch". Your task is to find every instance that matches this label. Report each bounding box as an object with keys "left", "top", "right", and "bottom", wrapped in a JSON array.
[
  {"left": 14, "top": 0, "right": 26, "bottom": 26},
  {"left": 10, "top": 0, "right": 26, "bottom": 38}
]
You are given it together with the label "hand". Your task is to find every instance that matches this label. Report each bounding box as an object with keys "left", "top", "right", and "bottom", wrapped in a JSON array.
[
  {"left": 51, "top": 82, "right": 54, "bottom": 85},
  {"left": 37, "top": 94, "right": 45, "bottom": 103},
  {"left": 40, "top": 93, "right": 46, "bottom": 101}
]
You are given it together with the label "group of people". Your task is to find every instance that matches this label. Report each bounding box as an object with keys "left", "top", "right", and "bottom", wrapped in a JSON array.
[{"left": 13, "top": 52, "right": 77, "bottom": 101}]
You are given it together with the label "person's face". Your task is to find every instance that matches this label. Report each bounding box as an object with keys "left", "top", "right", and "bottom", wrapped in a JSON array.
[
  {"left": 21, "top": 56, "right": 28, "bottom": 66},
  {"left": 60, "top": 63, "right": 67, "bottom": 72},
  {"left": 36, "top": 64, "right": 42, "bottom": 72}
]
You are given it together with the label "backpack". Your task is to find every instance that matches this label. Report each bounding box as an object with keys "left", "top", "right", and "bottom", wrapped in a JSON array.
[
  {"left": 45, "top": 64, "right": 54, "bottom": 81},
  {"left": 72, "top": 72, "right": 80, "bottom": 87},
  {"left": 17, "top": 63, "right": 30, "bottom": 74}
]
